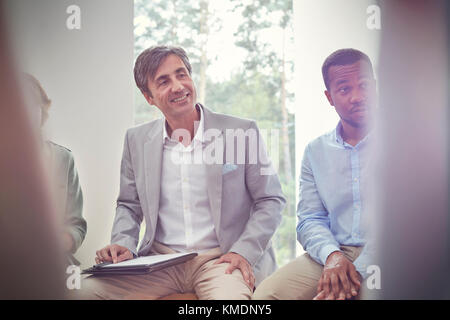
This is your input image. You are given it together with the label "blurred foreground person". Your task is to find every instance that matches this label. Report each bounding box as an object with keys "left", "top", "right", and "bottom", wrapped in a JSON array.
[
  {"left": 22, "top": 73, "right": 87, "bottom": 266},
  {"left": 375, "top": 0, "right": 449, "bottom": 299},
  {"left": 0, "top": 4, "right": 64, "bottom": 298}
]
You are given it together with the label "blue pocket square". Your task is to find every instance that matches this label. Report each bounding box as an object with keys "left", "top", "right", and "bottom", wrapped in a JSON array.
[{"left": 222, "top": 163, "right": 238, "bottom": 175}]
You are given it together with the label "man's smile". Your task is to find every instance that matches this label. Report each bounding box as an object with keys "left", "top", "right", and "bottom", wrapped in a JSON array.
[{"left": 170, "top": 92, "right": 190, "bottom": 103}]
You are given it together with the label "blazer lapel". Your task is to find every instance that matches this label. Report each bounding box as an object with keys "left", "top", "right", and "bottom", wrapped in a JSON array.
[
  {"left": 143, "top": 119, "right": 164, "bottom": 234},
  {"left": 202, "top": 105, "right": 224, "bottom": 239}
]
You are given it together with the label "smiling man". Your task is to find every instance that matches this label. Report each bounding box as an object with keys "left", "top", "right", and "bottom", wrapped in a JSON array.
[
  {"left": 77, "top": 46, "right": 285, "bottom": 300},
  {"left": 253, "top": 48, "right": 377, "bottom": 300}
]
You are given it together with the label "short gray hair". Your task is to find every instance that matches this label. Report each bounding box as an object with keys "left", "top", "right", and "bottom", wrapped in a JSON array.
[{"left": 134, "top": 46, "right": 192, "bottom": 97}]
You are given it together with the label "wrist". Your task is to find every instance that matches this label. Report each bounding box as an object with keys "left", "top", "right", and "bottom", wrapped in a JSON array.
[{"left": 325, "top": 250, "right": 344, "bottom": 264}]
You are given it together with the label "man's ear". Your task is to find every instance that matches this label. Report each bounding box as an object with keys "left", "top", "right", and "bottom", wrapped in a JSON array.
[
  {"left": 324, "top": 90, "right": 334, "bottom": 106},
  {"left": 143, "top": 91, "right": 154, "bottom": 106}
]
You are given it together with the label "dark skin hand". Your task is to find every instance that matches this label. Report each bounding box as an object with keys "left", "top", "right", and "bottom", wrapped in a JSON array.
[{"left": 313, "top": 251, "right": 361, "bottom": 300}]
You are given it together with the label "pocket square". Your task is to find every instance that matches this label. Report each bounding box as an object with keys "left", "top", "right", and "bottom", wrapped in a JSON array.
[{"left": 222, "top": 163, "right": 238, "bottom": 175}]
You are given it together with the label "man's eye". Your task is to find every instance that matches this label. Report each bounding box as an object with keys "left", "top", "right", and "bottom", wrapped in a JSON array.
[
  {"left": 339, "top": 87, "right": 349, "bottom": 93},
  {"left": 159, "top": 80, "right": 168, "bottom": 86}
]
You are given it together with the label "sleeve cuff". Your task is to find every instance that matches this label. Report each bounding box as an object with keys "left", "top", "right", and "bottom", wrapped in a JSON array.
[
  {"left": 353, "top": 259, "right": 369, "bottom": 279},
  {"left": 111, "top": 239, "right": 138, "bottom": 257},
  {"left": 318, "top": 244, "right": 341, "bottom": 265}
]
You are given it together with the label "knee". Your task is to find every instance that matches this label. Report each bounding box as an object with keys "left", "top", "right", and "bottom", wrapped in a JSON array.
[
  {"left": 207, "top": 290, "right": 252, "bottom": 300},
  {"left": 252, "top": 281, "right": 279, "bottom": 300},
  {"left": 197, "top": 279, "right": 252, "bottom": 300}
]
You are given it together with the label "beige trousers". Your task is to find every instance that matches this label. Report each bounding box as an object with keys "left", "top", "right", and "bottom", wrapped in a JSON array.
[
  {"left": 70, "top": 242, "right": 252, "bottom": 300},
  {"left": 252, "top": 246, "right": 363, "bottom": 300}
]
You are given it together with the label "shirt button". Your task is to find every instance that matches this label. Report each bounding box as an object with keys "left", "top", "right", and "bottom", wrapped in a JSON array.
[{"left": 354, "top": 178, "right": 358, "bottom": 182}]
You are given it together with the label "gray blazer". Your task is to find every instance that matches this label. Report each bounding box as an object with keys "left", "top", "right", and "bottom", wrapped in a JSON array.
[
  {"left": 47, "top": 141, "right": 86, "bottom": 265},
  {"left": 111, "top": 105, "right": 286, "bottom": 286}
]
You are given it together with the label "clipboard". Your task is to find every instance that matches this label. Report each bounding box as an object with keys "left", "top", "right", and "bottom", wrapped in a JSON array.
[{"left": 82, "top": 252, "right": 198, "bottom": 275}]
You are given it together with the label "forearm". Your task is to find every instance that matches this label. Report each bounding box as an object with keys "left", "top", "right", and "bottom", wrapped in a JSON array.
[
  {"left": 64, "top": 218, "right": 86, "bottom": 252},
  {"left": 111, "top": 130, "right": 144, "bottom": 256},
  {"left": 110, "top": 204, "right": 142, "bottom": 256},
  {"left": 297, "top": 216, "right": 341, "bottom": 265}
]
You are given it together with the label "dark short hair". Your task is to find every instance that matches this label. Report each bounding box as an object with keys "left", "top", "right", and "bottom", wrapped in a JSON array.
[
  {"left": 134, "top": 46, "right": 192, "bottom": 97},
  {"left": 322, "top": 48, "right": 374, "bottom": 90}
]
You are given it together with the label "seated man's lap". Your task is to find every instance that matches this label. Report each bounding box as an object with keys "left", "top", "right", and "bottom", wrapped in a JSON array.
[
  {"left": 71, "top": 266, "right": 184, "bottom": 300},
  {"left": 253, "top": 246, "right": 363, "bottom": 300},
  {"left": 193, "top": 258, "right": 253, "bottom": 300},
  {"left": 69, "top": 251, "right": 252, "bottom": 300},
  {"left": 253, "top": 253, "right": 323, "bottom": 300}
]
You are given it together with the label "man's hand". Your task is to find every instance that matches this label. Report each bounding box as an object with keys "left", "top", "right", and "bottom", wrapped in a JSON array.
[
  {"left": 314, "top": 251, "right": 361, "bottom": 300},
  {"left": 95, "top": 244, "right": 133, "bottom": 264},
  {"left": 214, "top": 252, "right": 255, "bottom": 289}
]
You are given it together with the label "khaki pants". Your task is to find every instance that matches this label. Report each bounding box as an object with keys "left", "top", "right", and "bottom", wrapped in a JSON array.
[
  {"left": 70, "top": 242, "right": 252, "bottom": 300},
  {"left": 252, "top": 246, "right": 363, "bottom": 300}
]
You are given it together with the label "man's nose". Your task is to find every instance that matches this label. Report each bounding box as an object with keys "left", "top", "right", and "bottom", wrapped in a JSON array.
[
  {"left": 350, "top": 88, "right": 365, "bottom": 104},
  {"left": 171, "top": 78, "right": 184, "bottom": 93}
]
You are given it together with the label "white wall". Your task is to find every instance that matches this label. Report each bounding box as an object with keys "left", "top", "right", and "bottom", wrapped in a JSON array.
[{"left": 4, "top": 0, "right": 135, "bottom": 267}]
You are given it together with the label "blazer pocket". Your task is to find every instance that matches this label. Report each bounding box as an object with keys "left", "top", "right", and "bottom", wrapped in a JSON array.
[
  {"left": 222, "top": 163, "right": 238, "bottom": 175},
  {"left": 222, "top": 165, "right": 243, "bottom": 182}
]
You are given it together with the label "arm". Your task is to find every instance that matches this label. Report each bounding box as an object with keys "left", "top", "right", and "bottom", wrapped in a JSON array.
[
  {"left": 296, "top": 144, "right": 341, "bottom": 265},
  {"left": 229, "top": 121, "right": 286, "bottom": 267},
  {"left": 64, "top": 152, "right": 86, "bottom": 253},
  {"left": 110, "top": 130, "right": 143, "bottom": 257}
]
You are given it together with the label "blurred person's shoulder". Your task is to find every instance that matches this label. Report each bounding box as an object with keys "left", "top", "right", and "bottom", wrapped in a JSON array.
[
  {"left": 46, "top": 140, "right": 73, "bottom": 160},
  {"left": 45, "top": 141, "right": 76, "bottom": 172}
]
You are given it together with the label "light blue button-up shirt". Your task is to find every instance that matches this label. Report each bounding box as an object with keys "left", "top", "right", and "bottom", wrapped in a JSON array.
[{"left": 296, "top": 122, "right": 374, "bottom": 279}]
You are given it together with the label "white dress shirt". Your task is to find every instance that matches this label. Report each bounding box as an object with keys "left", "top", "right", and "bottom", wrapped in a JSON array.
[{"left": 155, "top": 106, "right": 220, "bottom": 252}]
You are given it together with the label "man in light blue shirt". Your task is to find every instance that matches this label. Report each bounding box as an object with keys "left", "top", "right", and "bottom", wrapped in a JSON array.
[{"left": 253, "top": 48, "right": 377, "bottom": 300}]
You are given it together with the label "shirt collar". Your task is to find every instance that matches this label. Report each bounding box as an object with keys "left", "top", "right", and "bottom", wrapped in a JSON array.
[
  {"left": 334, "top": 121, "right": 371, "bottom": 147},
  {"left": 334, "top": 121, "right": 345, "bottom": 145},
  {"left": 162, "top": 104, "right": 204, "bottom": 144}
]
